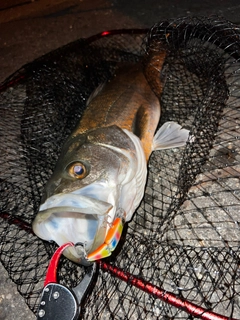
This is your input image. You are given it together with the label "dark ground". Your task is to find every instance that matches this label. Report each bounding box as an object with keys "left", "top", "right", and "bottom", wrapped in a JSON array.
[{"left": 1, "top": 1, "right": 240, "bottom": 319}]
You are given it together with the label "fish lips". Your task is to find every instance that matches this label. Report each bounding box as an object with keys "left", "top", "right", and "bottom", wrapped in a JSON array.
[{"left": 32, "top": 193, "right": 113, "bottom": 264}]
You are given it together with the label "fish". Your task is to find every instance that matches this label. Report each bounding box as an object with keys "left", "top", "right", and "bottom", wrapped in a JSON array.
[{"left": 32, "top": 53, "right": 190, "bottom": 265}]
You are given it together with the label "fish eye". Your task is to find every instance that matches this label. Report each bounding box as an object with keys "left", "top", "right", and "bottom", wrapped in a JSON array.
[{"left": 68, "top": 162, "right": 88, "bottom": 179}]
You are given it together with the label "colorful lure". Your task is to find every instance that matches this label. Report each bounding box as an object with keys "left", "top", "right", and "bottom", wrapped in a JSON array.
[{"left": 87, "top": 216, "right": 124, "bottom": 261}]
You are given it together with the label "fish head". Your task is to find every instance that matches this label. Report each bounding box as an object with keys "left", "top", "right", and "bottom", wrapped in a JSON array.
[{"left": 32, "top": 125, "right": 138, "bottom": 264}]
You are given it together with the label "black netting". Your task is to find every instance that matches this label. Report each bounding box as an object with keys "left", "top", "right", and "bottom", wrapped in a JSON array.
[{"left": 1, "top": 16, "right": 240, "bottom": 319}]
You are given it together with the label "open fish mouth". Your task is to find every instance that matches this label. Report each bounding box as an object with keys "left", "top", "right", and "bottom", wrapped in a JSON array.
[{"left": 32, "top": 193, "right": 113, "bottom": 263}]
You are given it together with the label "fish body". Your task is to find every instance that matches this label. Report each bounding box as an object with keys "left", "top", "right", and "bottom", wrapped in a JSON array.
[
  {"left": 74, "top": 62, "right": 161, "bottom": 160},
  {"left": 32, "top": 55, "right": 189, "bottom": 264}
]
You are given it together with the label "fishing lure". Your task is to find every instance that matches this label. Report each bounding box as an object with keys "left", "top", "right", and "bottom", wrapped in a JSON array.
[{"left": 87, "top": 215, "right": 125, "bottom": 261}]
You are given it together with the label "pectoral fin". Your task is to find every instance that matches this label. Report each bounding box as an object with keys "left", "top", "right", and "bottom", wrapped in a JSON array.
[{"left": 152, "top": 121, "right": 190, "bottom": 151}]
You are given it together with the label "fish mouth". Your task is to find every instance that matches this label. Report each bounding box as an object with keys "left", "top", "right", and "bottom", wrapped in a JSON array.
[{"left": 32, "top": 193, "right": 113, "bottom": 264}]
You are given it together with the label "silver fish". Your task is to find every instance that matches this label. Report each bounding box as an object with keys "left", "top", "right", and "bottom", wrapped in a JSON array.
[{"left": 32, "top": 56, "right": 189, "bottom": 264}]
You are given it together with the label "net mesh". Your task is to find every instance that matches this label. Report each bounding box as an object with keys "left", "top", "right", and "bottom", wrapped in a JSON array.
[{"left": 1, "top": 16, "right": 240, "bottom": 319}]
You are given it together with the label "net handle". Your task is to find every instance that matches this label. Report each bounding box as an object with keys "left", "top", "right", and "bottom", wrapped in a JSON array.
[{"left": 98, "top": 260, "right": 238, "bottom": 320}]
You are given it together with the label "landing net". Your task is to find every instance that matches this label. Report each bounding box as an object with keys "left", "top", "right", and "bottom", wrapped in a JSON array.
[{"left": 0, "top": 16, "right": 240, "bottom": 319}]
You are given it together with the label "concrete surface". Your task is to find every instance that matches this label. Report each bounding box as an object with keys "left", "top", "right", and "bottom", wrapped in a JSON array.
[{"left": 1, "top": 0, "right": 240, "bottom": 319}]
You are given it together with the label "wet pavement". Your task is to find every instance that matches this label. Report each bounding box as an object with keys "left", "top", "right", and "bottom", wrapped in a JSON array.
[{"left": 1, "top": 0, "right": 240, "bottom": 319}]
